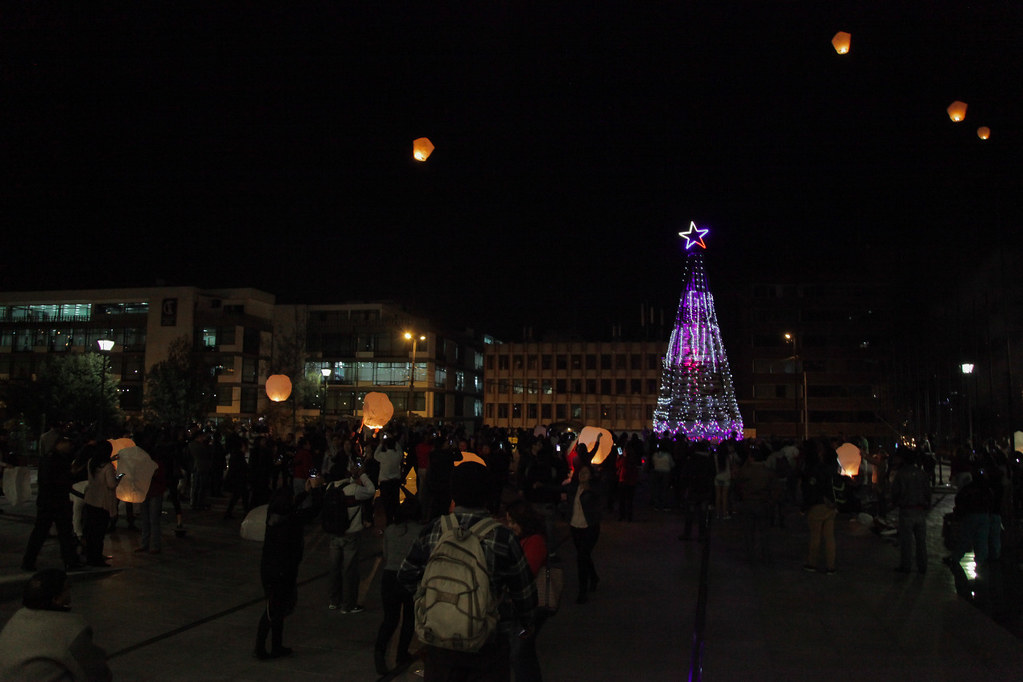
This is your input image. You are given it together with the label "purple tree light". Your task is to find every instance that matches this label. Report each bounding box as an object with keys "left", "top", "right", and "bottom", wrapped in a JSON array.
[{"left": 652, "top": 223, "right": 743, "bottom": 442}]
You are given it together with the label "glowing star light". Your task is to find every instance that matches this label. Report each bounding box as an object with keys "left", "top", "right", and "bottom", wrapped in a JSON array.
[{"left": 679, "top": 221, "right": 709, "bottom": 250}]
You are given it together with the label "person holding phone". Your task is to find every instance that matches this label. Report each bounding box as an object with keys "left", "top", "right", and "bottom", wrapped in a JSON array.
[{"left": 82, "top": 441, "right": 120, "bottom": 567}]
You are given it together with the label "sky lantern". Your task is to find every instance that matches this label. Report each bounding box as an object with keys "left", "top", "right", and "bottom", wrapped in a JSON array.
[
  {"left": 947, "top": 101, "right": 968, "bottom": 122},
  {"left": 412, "top": 137, "right": 435, "bottom": 162},
  {"left": 265, "top": 374, "right": 292, "bottom": 402},
  {"left": 831, "top": 31, "right": 851, "bottom": 55},
  {"left": 362, "top": 391, "right": 395, "bottom": 430},
  {"left": 836, "top": 442, "right": 862, "bottom": 478},
  {"left": 576, "top": 426, "right": 614, "bottom": 465},
  {"left": 111, "top": 445, "right": 157, "bottom": 503},
  {"left": 977, "top": 126, "right": 991, "bottom": 140}
]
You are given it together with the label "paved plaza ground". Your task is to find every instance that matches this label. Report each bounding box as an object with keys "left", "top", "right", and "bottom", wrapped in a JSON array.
[{"left": 3, "top": 475, "right": 1023, "bottom": 681}]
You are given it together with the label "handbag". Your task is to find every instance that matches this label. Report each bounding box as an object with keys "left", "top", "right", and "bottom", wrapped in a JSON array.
[{"left": 536, "top": 560, "right": 564, "bottom": 614}]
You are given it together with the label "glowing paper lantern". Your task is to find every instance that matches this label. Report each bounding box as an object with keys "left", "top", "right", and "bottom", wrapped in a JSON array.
[
  {"left": 456, "top": 452, "right": 487, "bottom": 467},
  {"left": 265, "top": 374, "right": 293, "bottom": 402},
  {"left": 362, "top": 392, "right": 395, "bottom": 430},
  {"left": 947, "top": 101, "right": 968, "bottom": 122},
  {"left": 108, "top": 438, "right": 136, "bottom": 460},
  {"left": 576, "top": 426, "right": 614, "bottom": 465},
  {"left": 977, "top": 126, "right": 991, "bottom": 140},
  {"left": 240, "top": 504, "right": 268, "bottom": 541},
  {"left": 836, "top": 442, "right": 862, "bottom": 478},
  {"left": 533, "top": 425, "right": 547, "bottom": 438},
  {"left": 112, "top": 446, "right": 157, "bottom": 503},
  {"left": 413, "top": 137, "right": 435, "bottom": 162},
  {"left": 831, "top": 31, "right": 851, "bottom": 55}
]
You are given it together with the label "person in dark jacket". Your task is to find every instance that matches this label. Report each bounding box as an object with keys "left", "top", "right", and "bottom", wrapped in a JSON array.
[
  {"left": 890, "top": 448, "right": 932, "bottom": 573},
  {"left": 22, "top": 437, "right": 85, "bottom": 572},
  {"left": 255, "top": 479, "right": 322, "bottom": 660}
]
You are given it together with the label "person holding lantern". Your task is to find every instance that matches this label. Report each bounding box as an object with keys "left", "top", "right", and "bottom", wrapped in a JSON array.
[
  {"left": 255, "top": 477, "right": 323, "bottom": 660},
  {"left": 566, "top": 462, "right": 604, "bottom": 603},
  {"left": 82, "top": 441, "right": 120, "bottom": 568}
]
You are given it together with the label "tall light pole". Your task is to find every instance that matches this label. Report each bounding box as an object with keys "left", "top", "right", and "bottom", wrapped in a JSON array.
[
  {"left": 961, "top": 363, "right": 975, "bottom": 447},
  {"left": 96, "top": 337, "right": 114, "bottom": 438},
  {"left": 320, "top": 366, "right": 332, "bottom": 428},
  {"left": 404, "top": 331, "right": 425, "bottom": 417},
  {"left": 784, "top": 333, "right": 807, "bottom": 441}
]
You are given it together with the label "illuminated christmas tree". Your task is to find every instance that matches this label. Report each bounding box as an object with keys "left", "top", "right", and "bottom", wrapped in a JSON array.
[{"left": 652, "top": 222, "right": 743, "bottom": 442}]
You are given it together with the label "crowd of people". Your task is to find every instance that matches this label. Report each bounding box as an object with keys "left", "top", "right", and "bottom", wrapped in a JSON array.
[{"left": 3, "top": 417, "right": 1022, "bottom": 680}]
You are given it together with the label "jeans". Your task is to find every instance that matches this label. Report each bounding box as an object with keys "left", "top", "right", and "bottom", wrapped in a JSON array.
[
  {"left": 139, "top": 494, "right": 163, "bottom": 551},
  {"left": 83, "top": 504, "right": 110, "bottom": 564},
  {"left": 24, "top": 501, "right": 79, "bottom": 567},
  {"left": 375, "top": 570, "right": 414, "bottom": 658},
  {"left": 952, "top": 512, "right": 990, "bottom": 564},
  {"left": 570, "top": 524, "right": 600, "bottom": 594},
  {"left": 806, "top": 503, "right": 837, "bottom": 570},
  {"left": 191, "top": 472, "right": 210, "bottom": 510},
  {"left": 328, "top": 533, "right": 361, "bottom": 609},
  {"left": 897, "top": 507, "right": 928, "bottom": 571}
]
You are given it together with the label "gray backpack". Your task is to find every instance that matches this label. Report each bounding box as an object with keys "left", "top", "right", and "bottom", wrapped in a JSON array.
[{"left": 414, "top": 514, "right": 500, "bottom": 651}]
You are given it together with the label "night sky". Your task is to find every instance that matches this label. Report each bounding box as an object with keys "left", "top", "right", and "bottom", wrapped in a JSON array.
[{"left": 2, "top": 3, "right": 1020, "bottom": 338}]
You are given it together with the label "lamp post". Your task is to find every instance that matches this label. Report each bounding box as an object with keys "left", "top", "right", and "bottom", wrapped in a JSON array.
[
  {"left": 96, "top": 337, "right": 114, "bottom": 438},
  {"left": 784, "top": 333, "right": 807, "bottom": 440},
  {"left": 320, "top": 366, "right": 332, "bottom": 428},
  {"left": 404, "top": 331, "right": 425, "bottom": 417},
  {"left": 961, "top": 363, "right": 975, "bottom": 447}
]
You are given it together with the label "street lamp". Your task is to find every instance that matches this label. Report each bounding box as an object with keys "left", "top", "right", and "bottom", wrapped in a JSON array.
[
  {"left": 96, "top": 337, "right": 114, "bottom": 438},
  {"left": 404, "top": 331, "right": 426, "bottom": 416},
  {"left": 320, "top": 366, "right": 332, "bottom": 426},
  {"left": 961, "top": 363, "right": 975, "bottom": 446},
  {"left": 784, "top": 333, "right": 807, "bottom": 441}
]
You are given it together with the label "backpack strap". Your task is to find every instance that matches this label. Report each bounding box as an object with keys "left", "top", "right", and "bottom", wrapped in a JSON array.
[{"left": 468, "top": 517, "right": 500, "bottom": 539}]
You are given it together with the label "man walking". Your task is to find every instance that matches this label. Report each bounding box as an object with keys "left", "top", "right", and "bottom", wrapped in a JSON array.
[
  {"left": 22, "top": 437, "right": 85, "bottom": 572},
  {"left": 891, "top": 448, "right": 932, "bottom": 574}
]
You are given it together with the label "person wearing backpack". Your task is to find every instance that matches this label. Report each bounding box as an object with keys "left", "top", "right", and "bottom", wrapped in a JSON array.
[
  {"left": 398, "top": 457, "right": 536, "bottom": 681},
  {"left": 324, "top": 458, "right": 376, "bottom": 613},
  {"left": 801, "top": 442, "right": 839, "bottom": 574}
]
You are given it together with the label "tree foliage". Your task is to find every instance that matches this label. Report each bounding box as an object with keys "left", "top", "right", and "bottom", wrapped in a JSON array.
[
  {"left": 33, "top": 352, "right": 122, "bottom": 431},
  {"left": 144, "top": 336, "right": 217, "bottom": 426}
]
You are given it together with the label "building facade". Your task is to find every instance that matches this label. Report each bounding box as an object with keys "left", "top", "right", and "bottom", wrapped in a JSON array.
[
  {"left": 0, "top": 289, "right": 486, "bottom": 430},
  {"left": 483, "top": 340, "right": 666, "bottom": 433},
  {"left": 289, "top": 302, "right": 486, "bottom": 430},
  {"left": 0, "top": 287, "right": 276, "bottom": 419},
  {"left": 731, "top": 279, "right": 896, "bottom": 441}
]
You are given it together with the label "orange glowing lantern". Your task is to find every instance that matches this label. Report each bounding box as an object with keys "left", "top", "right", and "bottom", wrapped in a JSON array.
[
  {"left": 836, "top": 442, "right": 862, "bottom": 478},
  {"left": 831, "top": 31, "right": 851, "bottom": 55},
  {"left": 265, "top": 374, "right": 292, "bottom": 402},
  {"left": 575, "top": 426, "right": 614, "bottom": 465},
  {"left": 456, "top": 452, "right": 488, "bottom": 467},
  {"left": 412, "top": 137, "right": 435, "bottom": 162},
  {"left": 362, "top": 392, "right": 395, "bottom": 430},
  {"left": 977, "top": 126, "right": 991, "bottom": 140},
  {"left": 947, "top": 101, "right": 968, "bottom": 122}
]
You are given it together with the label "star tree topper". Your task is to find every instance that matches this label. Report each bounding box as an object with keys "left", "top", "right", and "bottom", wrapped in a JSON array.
[{"left": 679, "top": 221, "right": 709, "bottom": 250}]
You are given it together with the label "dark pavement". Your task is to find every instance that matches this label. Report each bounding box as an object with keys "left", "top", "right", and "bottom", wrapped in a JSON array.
[{"left": 3, "top": 473, "right": 1023, "bottom": 681}]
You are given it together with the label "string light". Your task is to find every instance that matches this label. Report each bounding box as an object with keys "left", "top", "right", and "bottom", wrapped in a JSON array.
[{"left": 653, "top": 225, "right": 743, "bottom": 442}]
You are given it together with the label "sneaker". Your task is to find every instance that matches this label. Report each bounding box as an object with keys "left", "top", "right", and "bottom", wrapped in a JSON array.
[
  {"left": 802, "top": 564, "right": 816, "bottom": 573},
  {"left": 328, "top": 603, "right": 339, "bottom": 610},
  {"left": 340, "top": 605, "right": 365, "bottom": 614},
  {"left": 825, "top": 568, "right": 837, "bottom": 575}
]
